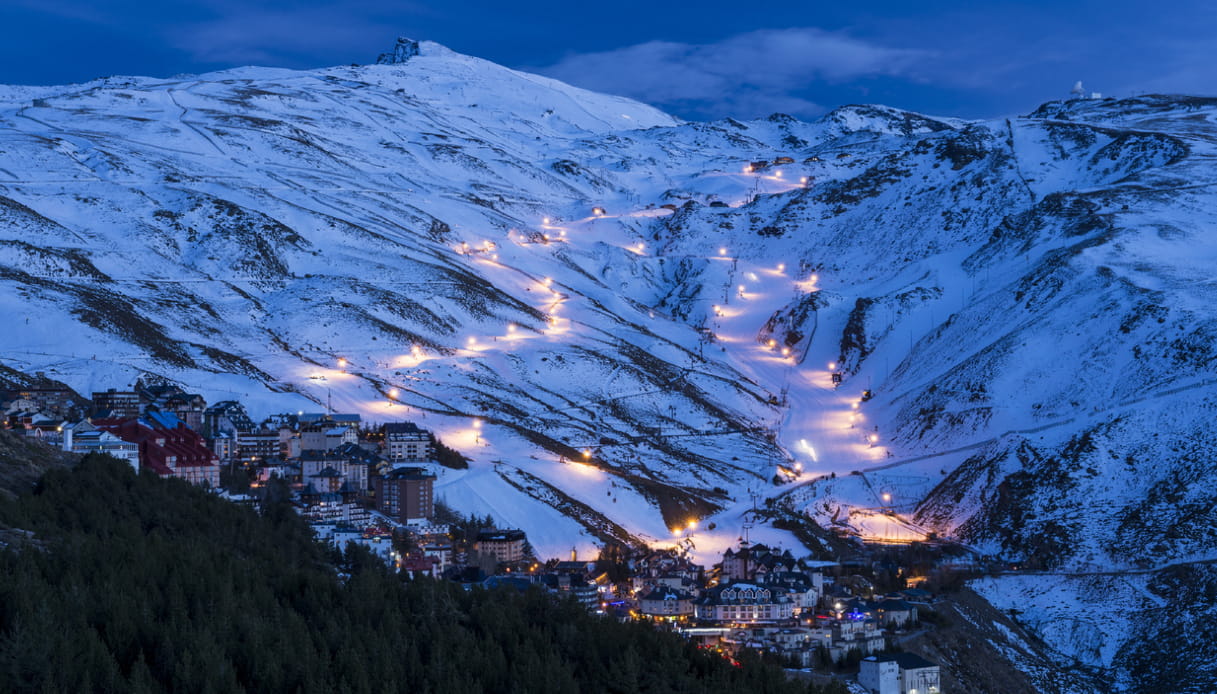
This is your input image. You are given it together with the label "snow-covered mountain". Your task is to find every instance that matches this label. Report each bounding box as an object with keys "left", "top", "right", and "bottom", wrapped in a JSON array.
[{"left": 3, "top": 38, "right": 1216, "bottom": 690}]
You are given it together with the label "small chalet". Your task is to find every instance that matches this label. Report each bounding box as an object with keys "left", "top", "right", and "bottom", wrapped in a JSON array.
[
  {"left": 400, "top": 554, "right": 440, "bottom": 579},
  {"left": 639, "top": 588, "right": 695, "bottom": 620}
]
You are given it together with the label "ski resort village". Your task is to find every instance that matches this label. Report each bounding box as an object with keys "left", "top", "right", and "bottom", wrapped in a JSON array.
[
  {"left": 2, "top": 36, "right": 1216, "bottom": 692},
  {"left": 8, "top": 377, "right": 962, "bottom": 691}
]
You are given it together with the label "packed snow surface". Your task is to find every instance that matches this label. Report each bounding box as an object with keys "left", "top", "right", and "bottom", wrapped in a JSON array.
[{"left": 2, "top": 44, "right": 1217, "bottom": 653}]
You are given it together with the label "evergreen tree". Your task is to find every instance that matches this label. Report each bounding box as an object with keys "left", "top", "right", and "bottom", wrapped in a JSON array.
[{"left": 0, "top": 454, "right": 809, "bottom": 693}]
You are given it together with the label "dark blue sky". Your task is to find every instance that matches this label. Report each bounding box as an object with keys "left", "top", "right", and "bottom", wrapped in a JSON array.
[{"left": 0, "top": 0, "right": 1212, "bottom": 120}]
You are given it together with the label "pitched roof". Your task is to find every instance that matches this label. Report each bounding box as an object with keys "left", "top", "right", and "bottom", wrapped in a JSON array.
[
  {"left": 483, "top": 576, "right": 532, "bottom": 592},
  {"left": 477, "top": 529, "right": 525, "bottom": 542},
  {"left": 144, "top": 411, "right": 184, "bottom": 430},
  {"left": 867, "top": 652, "right": 937, "bottom": 670},
  {"left": 385, "top": 466, "right": 435, "bottom": 481},
  {"left": 875, "top": 598, "right": 915, "bottom": 611},
  {"left": 384, "top": 422, "right": 426, "bottom": 434},
  {"left": 642, "top": 588, "right": 692, "bottom": 602}
]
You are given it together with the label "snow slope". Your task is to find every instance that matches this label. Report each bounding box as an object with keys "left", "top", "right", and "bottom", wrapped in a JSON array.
[{"left": 2, "top": 40, "right": 1217, "bottom": 688}]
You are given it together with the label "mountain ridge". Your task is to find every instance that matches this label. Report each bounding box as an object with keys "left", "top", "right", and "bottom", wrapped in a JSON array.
[{"left": 2, "top": 40, "right": 1216, "bottom": 690}]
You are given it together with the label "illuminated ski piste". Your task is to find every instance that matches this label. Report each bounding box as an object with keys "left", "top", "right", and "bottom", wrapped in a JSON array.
[{"left": 283, "top": 163, "right": 931, "bottom": 561}]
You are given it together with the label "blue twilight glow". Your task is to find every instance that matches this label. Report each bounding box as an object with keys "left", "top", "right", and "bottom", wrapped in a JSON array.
[{"left": 0, "top": 1, "right": 1211, "bottom": 120}]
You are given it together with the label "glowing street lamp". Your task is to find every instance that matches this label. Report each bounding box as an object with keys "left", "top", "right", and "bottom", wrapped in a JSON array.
[
  {"left": 337, "top": 358, "right": 347, "bottom": 370},
  {"left": 389, "top": 388, "right": 399, "bottom": 399}
]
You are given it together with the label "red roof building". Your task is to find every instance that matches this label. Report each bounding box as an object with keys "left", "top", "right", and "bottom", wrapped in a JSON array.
[
  {"left": 93, "top": 412, "right": 220, "bottom": 487},
  {"left": 399, "top": 554, "right": 440, "bottom": 579}
]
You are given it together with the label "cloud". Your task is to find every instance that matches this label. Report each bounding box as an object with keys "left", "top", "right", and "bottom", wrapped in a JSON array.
[
  {"left": 168, "top": 4, "right": 406, "bottom": 67},
  {"left": 533, "top": 28, "right": 928, "bottom": 119}
]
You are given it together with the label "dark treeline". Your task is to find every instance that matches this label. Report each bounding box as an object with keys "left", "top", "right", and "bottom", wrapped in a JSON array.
[{"left": 0, "top": 455, "right": 844, "bottom": 693}]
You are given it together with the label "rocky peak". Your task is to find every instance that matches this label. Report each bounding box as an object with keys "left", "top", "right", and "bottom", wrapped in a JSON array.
[{"left": 376, "top": 37, "right": 421, "bottom": 65}]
